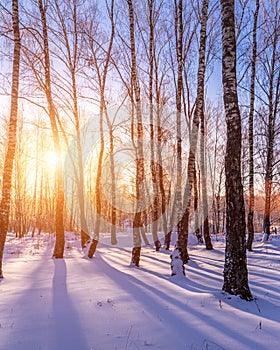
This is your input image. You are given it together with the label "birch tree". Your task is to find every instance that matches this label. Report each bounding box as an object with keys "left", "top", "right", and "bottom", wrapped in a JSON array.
[
  {"left": 171, "top": 0, "right": 210, "bottom": 275},
  {"left": 261, "top": 1, "right": 280, "bottom": 241},
  {"left": 51, "top": 0, "right": 91, "bottom": 249},
  {"left": 170, "top": 0, "right": 185, "bottom": 274},
  {"left": 198, "top": 0, "right": 213, "bottom": 251},
  {"left": 147, "top": 0, "right": 161, "bottom": 251},
  {"left": 0, "top": 0, "right": 21, "bottom": 278},
  {"left": 126, "top": 0, "right": 145, "bottom": 266},
  {"left": 38, "top": 0, "right": 65, "bottom": 258},
  {"left": 86, "top": 0, "right": 115, "bottom": 258},
  {"left": 246, "top": 0, "right": 259, "bottom": 251},
  {"left": 220, "top": 0, "right": 252, "bottom": 300}
]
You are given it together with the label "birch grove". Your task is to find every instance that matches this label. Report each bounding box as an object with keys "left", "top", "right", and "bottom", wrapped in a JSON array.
[{"left": 0, "top": 0, "right": 279, "bottom": 301}]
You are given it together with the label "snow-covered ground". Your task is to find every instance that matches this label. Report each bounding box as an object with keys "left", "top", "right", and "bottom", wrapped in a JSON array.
[{"left": 0, "top": 231, "right": 279, "bottom": 350}]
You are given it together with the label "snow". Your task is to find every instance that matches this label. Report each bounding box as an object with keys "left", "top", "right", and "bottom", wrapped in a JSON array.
[{"left": 1, "top": 231, "right": 279, "bottom": 350}]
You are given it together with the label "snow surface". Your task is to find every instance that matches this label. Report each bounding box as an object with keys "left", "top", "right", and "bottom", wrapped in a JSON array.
[{"left": 1, "top": 231, "right": 279, "bottom": 350}]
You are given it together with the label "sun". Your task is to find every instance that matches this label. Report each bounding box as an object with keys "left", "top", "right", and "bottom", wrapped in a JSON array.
[{"left": 45, "top": 150, "right": 60, "bottom": 166}]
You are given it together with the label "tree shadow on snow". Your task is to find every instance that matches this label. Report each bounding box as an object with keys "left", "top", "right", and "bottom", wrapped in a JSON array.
[
  {"left": 52, "top": 259, "right": 88, "bottom": 350},
  {"left": 94, "top": 252, "right": 266, "bottom": 350}
]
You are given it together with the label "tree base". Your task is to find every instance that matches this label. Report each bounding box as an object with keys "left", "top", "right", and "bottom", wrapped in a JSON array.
[
  {"left": 52, "top": 251, "right": 64, "bottom": 259},
  {"left": 154, "top": 240, "right": 161, "bottom": 251},
  {"left": 88, "top": 239, "right": 98, "bottom": 258},
  {"left": 164, "top": 231, "right": 172, "bottom": 250},
  {"left": 111, "top": 237, "right": 118, "bottom": 245},
  {"left": 131, "top": 247, "right": 141, "bottom": 267},
  {"left": 170, "top": 247, "right": 185, "bottom": 277},
  {"left": 81, "top": 231, "right": 91, "bottom": 249},
  {"left": 222, "top": 284, "right": 253, "bottom": 301}
]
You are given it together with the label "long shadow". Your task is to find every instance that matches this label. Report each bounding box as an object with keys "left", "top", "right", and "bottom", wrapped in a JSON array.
[
  {"left": 105, "top": 248, "right": 223, "bottom": 293},
  {"left": 104, "top": 247, "right": 280, "bottom": 324},
  {"left": 140, "top": 252, "right": 171, "bottom": 266},
  {"left": 97, "top": 243, "right": 280, "bottom": 322},
  {"left": 146, "top": 268, "right": 220, "bottom": 294},
  {"left": 52, "top": 259, "right": 88, "bottom": 350},
  {"left": 189, "top": 246, "right": 225, "bottom": 257},
  {"left": 1, "top": 246, "right": 54, "bottom": 350},
  {"left": 96, "top": 253, "right": 267, "bottom": 350},
  {"left": 188, "top": 261, "right": 223, "bottom": 279},
  {"left": 249, "top": 244, "right": 280, "bottom": 256},
  {"left": 248, "top": 262, "right": 280, "bottom": 273},
  {"left": 249, "top": 253, "right": 280, "bottom": 261}
]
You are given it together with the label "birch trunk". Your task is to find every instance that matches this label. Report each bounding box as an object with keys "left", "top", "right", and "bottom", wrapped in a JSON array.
[
  {"left": 148, "top": 0, "right": 161, "bottom": 251},
  {"left": 220, "top": 0, "right": 252, "bottom": 300},
  {"left": 171, "top": 0, "right": 209, "bottom": 274},
  {"left": 263, "top": 21, "right": 279, "bottom": 241},
  {"left": 53, "top": 0, "right": 90, "bottom": 248},
  {"left": 38, "top": 0, "right": 65, "bottom": 258},
  {"left": 0, "top": 0, "right": 21, "bottom": 278},
  {"left": 88, "top": 0, "right": 115, "bottom": 257},
  {"left": 246, "top": 0, "right": 259, "bottom": 251},
  {"left": 194, "top": 166, "right": 203, "bottom": 243},
  {"left": 127, "top": 0, "right": 145, "bottom": 266},
  {"left": 171, "top": 0, "right": 184, "bottom": 274},
  {"left": 198, "top": 0, "right": 212, "bottom": 250}
]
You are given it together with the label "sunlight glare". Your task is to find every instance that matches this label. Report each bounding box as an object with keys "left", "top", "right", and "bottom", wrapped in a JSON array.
[{"left": 45, "top": 150, "right": 60, "bottom": 166}]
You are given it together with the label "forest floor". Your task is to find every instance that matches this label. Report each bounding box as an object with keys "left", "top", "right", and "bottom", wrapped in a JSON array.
[{"left": 0, "top": 231, "right": 279, "bottom": 350}]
